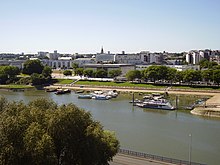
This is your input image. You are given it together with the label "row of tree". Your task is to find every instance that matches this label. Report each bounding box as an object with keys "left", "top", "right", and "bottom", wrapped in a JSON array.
[
  {"left": 0, "top": 98, "right": 119, "bottom": 165},
  {"left": 126, "top": 65, "right": 220, "bottom": 85},
  {"left": 63, "top": 68, "right": 122, "bottom": 78},
  {"left": 0, "top": 60, "right": 53, "bottom": 85}
]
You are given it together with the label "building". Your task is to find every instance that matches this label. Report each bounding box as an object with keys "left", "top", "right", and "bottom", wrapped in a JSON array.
[
  {"left": 0, "top": 60, "right": 25, "bottom": 69},
  {"left": 139, "top": 52, "right": 164, "bottom": 64},
  {"left": 42, "top": 57, "right": 72, "bottom": 69},
  {"left": 115, "top": 51, "right": 142, "bottom": 64},
  {"left": 46, "top": 50, "right": 59, "bottom": 60},
  {"left": 72, "top": 58, "right": 96, "bottom": 67},
  {"left": 136, "top": 64, "right": 200, "bottom": 71}
]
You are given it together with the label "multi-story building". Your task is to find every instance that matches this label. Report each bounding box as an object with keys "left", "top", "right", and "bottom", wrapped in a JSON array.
[
  {"left": 115, "top": 51, "right": 142, "bottom": 64},
  {"left": 46, "top": 50, "right": 59, "bottom": 60},
  {"left": 42, "top": 57, "right": 72, "bottom": 69}
]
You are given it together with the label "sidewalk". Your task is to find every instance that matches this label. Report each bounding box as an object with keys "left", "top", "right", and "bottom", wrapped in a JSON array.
[{"left": 109, "top": 154, "right": 173, "bottom": 165}]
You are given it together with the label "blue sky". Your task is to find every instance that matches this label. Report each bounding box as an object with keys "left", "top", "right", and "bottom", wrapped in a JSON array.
[{"left": 0, "top": 0, "right": 220, "bottom": 54}]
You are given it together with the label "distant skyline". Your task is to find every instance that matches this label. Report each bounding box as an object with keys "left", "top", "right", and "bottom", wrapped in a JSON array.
[{"left": 0, "top": 0, "right": 220, "bottom": 54}]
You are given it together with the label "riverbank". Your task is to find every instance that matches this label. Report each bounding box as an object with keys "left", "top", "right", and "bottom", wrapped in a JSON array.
[
  {"left": 191, "top": 93, "right": 220, "bottom": 118},
  {"left": 45, "top": 84, "right": 219, "bottom": 95}
]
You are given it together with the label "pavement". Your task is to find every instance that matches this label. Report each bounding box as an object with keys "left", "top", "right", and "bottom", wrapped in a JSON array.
[{"left": 109, "top": 154, "right": 173, "bottom": 165}]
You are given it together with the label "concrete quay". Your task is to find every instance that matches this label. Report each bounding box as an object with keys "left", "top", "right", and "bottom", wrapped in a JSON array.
[{"left": 191, "top": 93, "right": 220, "bottom": 118}]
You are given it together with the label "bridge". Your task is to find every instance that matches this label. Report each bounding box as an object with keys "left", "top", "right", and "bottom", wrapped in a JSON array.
[{"left": 109, "top": 149, "right": 206, "bottom": 165}]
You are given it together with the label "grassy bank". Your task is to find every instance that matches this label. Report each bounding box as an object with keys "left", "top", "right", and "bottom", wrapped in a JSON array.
[
  {"left": 0, "top": 85, "right": 34, "bottom": 89},
  {"left": 73, "top": 80, "right": 220, "bottom": 91}
]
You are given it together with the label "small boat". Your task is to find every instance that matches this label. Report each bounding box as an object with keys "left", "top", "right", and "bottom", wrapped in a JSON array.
[
  {"left": 55, "top": 89, "right": 71, "bottom": 95},
  {"left": 45, "top": 88, "right": 57, "bottom": 92},
  {"left": 92, "top": 94, "right": 112, "bottom": 100},
  {"left": 106, "top": 90, "right": 118, "bottom": 98},
  {"left": 75, "top": 90, "right": 84, "bottom": 94},
  {"left": 136, "top": 99, "right": 175, "bottom": 110},
  {"left": 78, "top": 94, "right": 93, "bottom": 99}
]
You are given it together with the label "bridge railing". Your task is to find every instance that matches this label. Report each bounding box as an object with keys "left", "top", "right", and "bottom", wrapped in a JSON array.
[{"left": 118, "top": 148, "right": 206, "bottom": 165}]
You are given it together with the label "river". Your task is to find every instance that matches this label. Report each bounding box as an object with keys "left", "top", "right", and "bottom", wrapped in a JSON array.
[{"left": 1, "top": 89, "right": 220, "bottom": 165}]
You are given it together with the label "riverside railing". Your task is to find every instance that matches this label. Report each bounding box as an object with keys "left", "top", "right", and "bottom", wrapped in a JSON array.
[{"left": 118, "top": 148, "right": 206, "bottom": 165}]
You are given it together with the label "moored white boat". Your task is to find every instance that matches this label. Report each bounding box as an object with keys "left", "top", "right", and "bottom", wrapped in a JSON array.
[{"left": 136, "top": 98, "right": 175, "bottom": 110}]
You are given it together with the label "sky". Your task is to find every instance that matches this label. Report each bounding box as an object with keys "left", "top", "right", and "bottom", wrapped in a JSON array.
[{"left": 0, "top": 0, "right": 220, "bottom": 54}]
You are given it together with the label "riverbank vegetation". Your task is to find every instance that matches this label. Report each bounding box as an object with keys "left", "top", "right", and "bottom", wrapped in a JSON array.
[{"left": 0, "top": 98, "right": 119, "bottom": 165}]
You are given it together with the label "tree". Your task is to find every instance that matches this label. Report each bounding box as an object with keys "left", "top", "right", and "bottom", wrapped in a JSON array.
[
  {"left": 201, "top": 69, "right": 213, "bottom": 83},
  {"left": 0, "top": 98, "right": 119, "bottom": 165},
  {"left": 83, "top": 69, "right": 94, "bottom": 77},
  {"left": 166, "top": 68, "right": 177, "bottom": 84},
  {"left": 175, "top": 71, "right": 184, "bottom": 83},
  {"left": 63, "top": 70, "right": 72, "bottom": 76},
  {"left": 95, "top": 69, "right": 108, "bottom": 78},
  {"left": 182, "top": 70, "right": 201, "bottom": 83},
  {"left": 42, "top": 66, "right": 52, "bottom": 78},
  {"left": 30, "top": 73, "right": 45, "bottom": 85},
  {"left": 75, "top": 68, "right": 84, "bottom": 76},
  {"left": 0, "top": 66, "right": 20, "bottom": 84},
  {"left": 72, "top": 63, "right": 79, "bottom": 75},
  {"left": 213, "top": 70, "right": 220, "bottom": 85},
  {"left": 199, "top": 59, "right": 218, "bottom": 69},
  {"left": 125, "top": 70, "right": 141, "bottom": 81},
  {"left": 108, "top": 69, "right": 122, "bottom": 78},
  {"left": 22, "top": 60, "right": 44, "bottom": 75},
  {"left": 2, "top": 66, "right": 20, "bottom": 78}
]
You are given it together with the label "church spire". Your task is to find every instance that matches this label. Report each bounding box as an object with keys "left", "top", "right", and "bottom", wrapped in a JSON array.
[{"left": 101, "top": 46, "right": 104, "bottom": 54}]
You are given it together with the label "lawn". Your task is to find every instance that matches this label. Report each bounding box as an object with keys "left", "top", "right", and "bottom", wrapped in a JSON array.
[
  {"left": 74, "top": 80, "right": 220, "bottom": 91},
  {"left": 75, "top": 80, "right": 165, "bottom": 88},
  {"left": 56, "top": 79, "right": 74, "bottom": 84}
]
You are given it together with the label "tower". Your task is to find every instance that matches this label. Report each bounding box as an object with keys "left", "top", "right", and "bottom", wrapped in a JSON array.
[{"left": 101, "top": 46, "right": 104, "bottom": 54}]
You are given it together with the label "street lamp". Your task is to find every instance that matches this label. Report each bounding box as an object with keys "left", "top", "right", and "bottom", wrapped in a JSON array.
[{"left": 189, "top": 134, "right": 192, "bottom": 165}]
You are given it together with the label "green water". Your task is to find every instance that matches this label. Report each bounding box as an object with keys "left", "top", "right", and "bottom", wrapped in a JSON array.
[{"left": 0, "top": 89, "right": 219, "bottom": 165}]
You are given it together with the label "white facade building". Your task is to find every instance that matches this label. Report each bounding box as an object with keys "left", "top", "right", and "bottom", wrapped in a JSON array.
[
  {"left": 42, "top": 58, "right": 72, "bottom": 69},
  {"left": 73, "top": 58, "right": 96, "bottom": 67}
]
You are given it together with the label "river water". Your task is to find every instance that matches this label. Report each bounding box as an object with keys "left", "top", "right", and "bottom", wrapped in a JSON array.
[{"left": 1, "top": 89, "right": 220, "bottom": 165}]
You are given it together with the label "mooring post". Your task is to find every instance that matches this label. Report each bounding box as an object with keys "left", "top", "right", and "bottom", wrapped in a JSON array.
[
  {"left": 175, "top": 95, "right": 178, "bottom": 110},
  {"left": 132, "top": 92, "right": 135, "bottom": 106}
]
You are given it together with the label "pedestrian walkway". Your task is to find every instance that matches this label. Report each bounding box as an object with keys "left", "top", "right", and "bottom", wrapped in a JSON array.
[{"left": 109, "top": 154, "right": 173, "bottom": 165}]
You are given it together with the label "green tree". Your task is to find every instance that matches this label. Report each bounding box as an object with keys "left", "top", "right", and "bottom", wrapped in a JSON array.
[
  {"left": 175, "top": 71, "right": 184, "bottom": 83},
  {"left": 75, "top": 68, "right": 84, "bottom": 76},
  {"left": 125, "top": 70, "right": 141, "bottom": 81},
  {"left": 42, "top": 66, "right": 52, "bottom": 78},
  {"left": 201, "top": 69, "right": 213, "bottom": 83},
  {"left": 0, "top": 98, "right": 119, "bottom": 165},
  {"left": 199, "top": 59, "right": 218, "bottom": 69},
  {"left": 22, "top": 60, "right": 44, "bottom": 75},
  {"left": 0, "top": 66, "right": 20, "bottom": 84},
  {"left": 166, "top": 68, "right": 177, "bottom": 84},
  {"left": 108, "top": 69, "right": 122, "bottom": 78},
  {"left": 2, "top": 66, "right": 20, "bottom": 78},
  {"left": 72, "top": 63, "right": 79, "bottom": 75},
  {"left": 63, "top": 70, "right": 72, "bottom": 76},
  {"left": 213, "top": 70, "right": 220, "bottom": 85},
  {"left": 30, "top": 73, "right": 45, "bottom": 85},
  {"left": 83, "top": 69, "right": 94, "bottom": 77},
  {"left": 182, "top": 70, "right": 201, "bottom": 83},
  {"left": 95, "top": 69, "right": 108, "bottom": 78}
]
